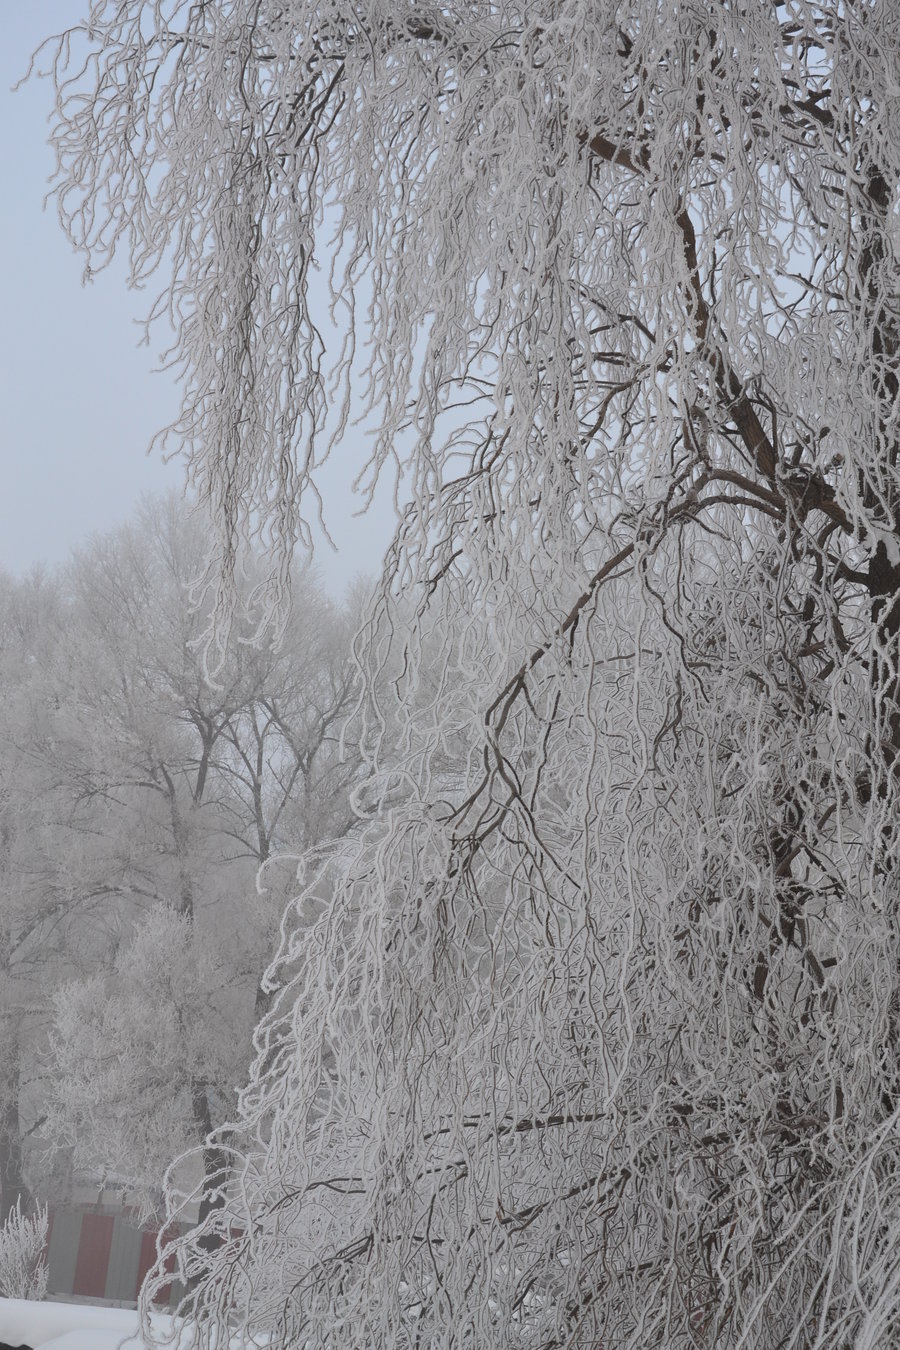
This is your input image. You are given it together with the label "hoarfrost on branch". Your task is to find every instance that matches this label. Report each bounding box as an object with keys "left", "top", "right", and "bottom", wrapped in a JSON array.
[{"left": 39, "top": 1, "right": 900, "bottom": 1345}]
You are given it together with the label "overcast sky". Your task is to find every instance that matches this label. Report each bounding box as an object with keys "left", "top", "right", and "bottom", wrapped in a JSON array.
[{"left": 1, "top": 5, "right": 393, "bottom": 597}]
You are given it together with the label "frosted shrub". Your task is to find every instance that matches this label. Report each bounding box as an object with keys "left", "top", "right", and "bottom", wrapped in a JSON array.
[{"left": 0, "top": 1200, "right": 48, "bottom": 1301}]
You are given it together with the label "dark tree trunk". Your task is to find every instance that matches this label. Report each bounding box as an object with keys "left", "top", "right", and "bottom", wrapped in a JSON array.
[
  {"left": 857, "top": 162, "right": 900, "bottom": 1121},
  {"left": 190, "top": 1080, "right": 230, "bottom": 1259},
  {"left": 0, "top": 1074, "right": 28, "bottom": 1226}
]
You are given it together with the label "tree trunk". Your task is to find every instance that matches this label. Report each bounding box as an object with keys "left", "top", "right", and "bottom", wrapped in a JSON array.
[
  {"left": 190, "top": 1080, "right": 229, "bottom": 1257},
  {"left": 857, "top": 163, "right": 900, "bottom": 1130},
  {"left": 0, "top": 1050, "right": 28, "bottom": 1226}
]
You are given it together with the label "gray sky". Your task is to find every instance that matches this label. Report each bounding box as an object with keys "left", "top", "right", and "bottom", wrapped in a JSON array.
[{"left": 1, "top": 4, "right": 393, "bottom": 596}]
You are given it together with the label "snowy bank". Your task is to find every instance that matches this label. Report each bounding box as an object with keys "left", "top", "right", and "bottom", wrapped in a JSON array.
[
  {"left": 0, "top": 1297, "right": 172, "bottom": 1348},
  {"left": 0, "top": 1297, "right": 269, "bottom": 1348}
]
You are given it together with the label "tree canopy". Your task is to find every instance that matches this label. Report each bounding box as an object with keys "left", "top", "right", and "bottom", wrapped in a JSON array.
[
  {"left": 38, "top": 2, "right": 900, "bottom": 1345},
  {"left": 0, "top": 500, "right": 361, "bottom": 1230}
]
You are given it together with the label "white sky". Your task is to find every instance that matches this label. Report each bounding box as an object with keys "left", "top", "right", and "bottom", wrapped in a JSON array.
[{"left": 0, "top": 4, "right": 394, "bottom": 597}]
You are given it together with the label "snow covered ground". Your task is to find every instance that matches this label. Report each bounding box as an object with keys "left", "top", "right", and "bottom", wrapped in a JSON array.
[
  {"left": 0, "top": 1298, "right": 269, "bottom": 1349},
  {"left": 0, "top": 1297, "right": 174, "bottom": 1349}
]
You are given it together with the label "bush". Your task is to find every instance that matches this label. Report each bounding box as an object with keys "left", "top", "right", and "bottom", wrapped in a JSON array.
[{"left": 0, "top": 1200, "right": 48, "bottom": 1300}]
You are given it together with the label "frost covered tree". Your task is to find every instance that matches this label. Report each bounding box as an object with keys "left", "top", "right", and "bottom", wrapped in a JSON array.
[
  {"left": 37, "top": 1, "right": 900, "bottom": 1345},
  {"left": 0, "top": 569, "right": 71, "bottom": 1225},
  {"left": 48, "top": 907, "right": 250, "bottom": 1224},
  {"left": 37, "top": 497, "right": 361, "bottom": 1219}
]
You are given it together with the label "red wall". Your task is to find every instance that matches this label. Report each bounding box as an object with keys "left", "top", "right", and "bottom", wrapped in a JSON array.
[
  {"left": 47, "top": 1207, "right": 185, "bottom": 1307},
  {"left": 71, "top": 1212, "right": 115, "bottom": 1298}
]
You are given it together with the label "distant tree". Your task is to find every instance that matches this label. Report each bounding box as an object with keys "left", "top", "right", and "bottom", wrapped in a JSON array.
[
  {"left": 48, "top": 907, "right": 247, "bottom": 1223},
  {"left": 40, "top": 2, "right": 900, "bottom": 1346},
  {"left": 0, "top": 569, "right": 70, "bottom": 1225},
  {"left": 38, "top": 497, "right": 362, "bottom": 1222}
]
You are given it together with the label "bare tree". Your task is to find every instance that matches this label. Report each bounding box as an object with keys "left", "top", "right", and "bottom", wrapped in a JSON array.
[{"left": 37, "top": 2, "right": 900, "bottom": 1346}]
